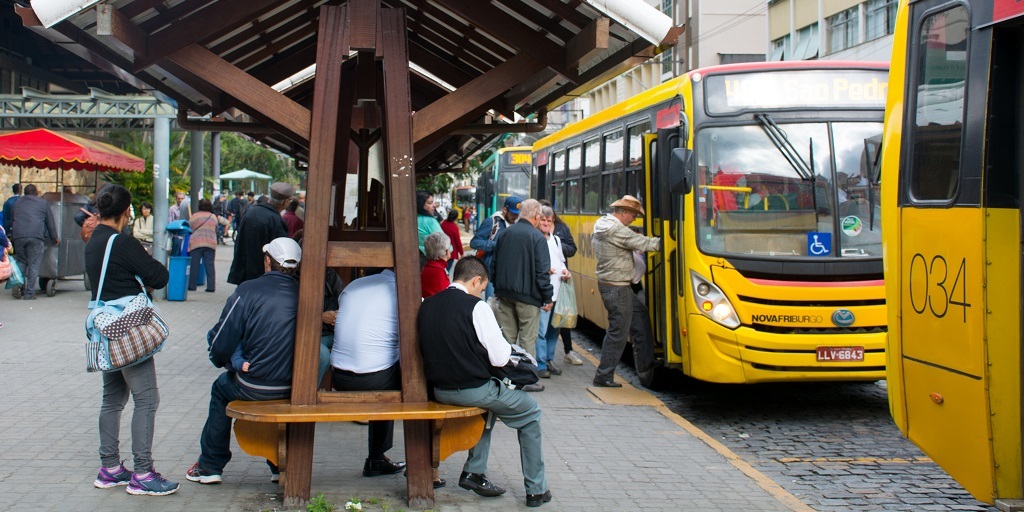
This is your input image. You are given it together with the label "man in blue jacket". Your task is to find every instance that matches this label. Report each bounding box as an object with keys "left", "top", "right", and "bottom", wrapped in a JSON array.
[
  {"left": 470, "top": 195, "right": 520, "bottom": 299},
  {"left": 186, "top": 237, "right": 301, "bottom": 485}
]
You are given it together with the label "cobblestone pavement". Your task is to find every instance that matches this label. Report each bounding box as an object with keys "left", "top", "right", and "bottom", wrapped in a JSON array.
[
  {"left": 569, "top": 321, "right": 998, "bottom": 512},
  {"left": 0, "top": 247, "right": 803, "bottom": 512}
]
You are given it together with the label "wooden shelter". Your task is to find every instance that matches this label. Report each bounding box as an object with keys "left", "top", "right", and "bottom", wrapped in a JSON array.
[{"left": 14, "top": 0, "right": 682, "bottom": 506}]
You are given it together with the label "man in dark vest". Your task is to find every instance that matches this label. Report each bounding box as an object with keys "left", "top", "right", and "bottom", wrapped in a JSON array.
[{"left": 418, "top": 257, "right": 552, "bottom": 508}]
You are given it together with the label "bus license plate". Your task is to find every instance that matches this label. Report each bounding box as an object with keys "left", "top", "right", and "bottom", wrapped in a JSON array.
[{"left": 816, "top": 346, "right": 864, "bottom": 362}]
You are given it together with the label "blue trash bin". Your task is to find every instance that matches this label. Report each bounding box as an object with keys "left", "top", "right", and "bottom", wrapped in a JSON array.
[
  {"left": 166, "top": 220, "right": 193, "bottom": 301},
  {"left": 167, "top": 256, "right": 190, "bottom": 301}
]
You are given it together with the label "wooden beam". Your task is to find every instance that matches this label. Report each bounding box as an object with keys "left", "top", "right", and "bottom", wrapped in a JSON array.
[
  {"left": 565, "top": 17, "right": 609, "bottom": 70},
  {"left": 283, "top": 4, "right": 349, "bottom": 504},
  {"left": 380, "top": 9, "right": 435, "bottom": 507},
  {"left": 347, "top": 0, "right": 379, "bottom": 51},
  {"left": 412, "top": 53, "right": 545, "bottom": 147},
  {"left": 96, "top": 5, "right": 148, "bottom": 59},
  {"left": 166, "top": 44, "right": 311, "bottom": 143},
  {"left": 136, "top": 0, "right": 280, "bottom": 70},
  {"left": 326, "top": 242, "right": 394, "bottom": 268},
  {"left": 317, "top": 391, "right": 402, "bottom": 403},
  {"left": 434, "top": 0, "right": 577, "bottom": 81},
  {"left": 526, "top": 40, "right": 659, "bottom": 112}
]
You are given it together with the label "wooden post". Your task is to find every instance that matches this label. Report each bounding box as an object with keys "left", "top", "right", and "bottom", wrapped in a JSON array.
[
  {"left": 284, "top": 4, "right": 349, "bottom": 506},
  {"left": 379, "top": 8, "right": 434, "bottom": 508}
]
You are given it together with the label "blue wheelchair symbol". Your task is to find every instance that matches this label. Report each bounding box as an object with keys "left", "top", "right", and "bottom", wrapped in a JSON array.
[{"left": 807, "top": 232, "right": 831, "bottom": 256}]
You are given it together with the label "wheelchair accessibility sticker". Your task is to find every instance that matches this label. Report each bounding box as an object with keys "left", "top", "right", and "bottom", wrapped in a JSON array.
[{"left": 808, "top": 232, "right": 831, "bottom": 256}]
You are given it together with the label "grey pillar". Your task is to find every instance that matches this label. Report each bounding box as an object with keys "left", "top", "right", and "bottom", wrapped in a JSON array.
[
  {"left": 211, "top": 132, "right": 221, "bottom": 198},
  {"left": 190, "top": 131, "right": 204, "bottom": 213},
  {"left": 153, "top": 117, "right": 170, "bottom": 299}
]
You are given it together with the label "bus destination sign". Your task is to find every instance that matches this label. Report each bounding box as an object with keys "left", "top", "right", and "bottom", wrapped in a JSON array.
[
  {"left": 504, "top": 151, "right": 532, "bottom": 167},
  {"left": 705, "top": 70, "right": 888, "bottom": 115}
]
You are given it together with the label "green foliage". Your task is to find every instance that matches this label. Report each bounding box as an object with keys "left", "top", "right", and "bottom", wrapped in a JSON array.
[
  {"left": 217, "top": 133, "right": 302, "bottom": 192},
  {"left": 307, "top": 493, "right": 335, "bottom": 512},
  {"left": 416, "top": 172, "right": 458, "bottom": 195},
  {"left": 104, "top": 131, "right": 300, "bottom": 210}
]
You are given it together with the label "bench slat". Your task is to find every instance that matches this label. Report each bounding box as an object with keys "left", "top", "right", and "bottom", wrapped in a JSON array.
[{"left": 226, "top": 400, "right": 485, "bottom": 423}]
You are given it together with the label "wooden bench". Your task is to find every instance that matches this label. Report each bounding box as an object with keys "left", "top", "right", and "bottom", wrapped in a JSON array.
[{"left": 226, "top": 399, "right": 487, "bottom": 483}]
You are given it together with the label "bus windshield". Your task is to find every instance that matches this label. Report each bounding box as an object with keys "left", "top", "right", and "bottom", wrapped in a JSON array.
[
  {"left": 694, "top": 121, "right": 882, "bottom": 259},
  {"left": 497, "top": 169, "right": 531, "bottom": 203}
]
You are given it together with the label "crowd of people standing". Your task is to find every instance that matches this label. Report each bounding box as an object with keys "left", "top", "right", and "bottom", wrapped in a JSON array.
[{"left": 1, "top": 178, "right": 661, "bottom": 508}]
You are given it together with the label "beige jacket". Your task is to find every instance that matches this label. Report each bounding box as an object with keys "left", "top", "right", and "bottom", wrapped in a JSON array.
[{"left": 592, "top": 214, "right": 661, "bottom": 286}]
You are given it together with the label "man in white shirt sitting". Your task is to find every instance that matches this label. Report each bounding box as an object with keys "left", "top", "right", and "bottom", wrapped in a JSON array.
[{"left": 331, "top": 268, "right": 406, "bottom": 478}]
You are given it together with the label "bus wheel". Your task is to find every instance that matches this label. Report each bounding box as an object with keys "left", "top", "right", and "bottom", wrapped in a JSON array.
[{"left": 638, "top": 364, "right": 663, "bottom": 389}]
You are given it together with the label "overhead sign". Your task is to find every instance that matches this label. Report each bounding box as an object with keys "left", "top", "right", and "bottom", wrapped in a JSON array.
[
  {"left": 705, "top": 70, "right": 889, "bottom": 115},
  {"left": 504, "top": 151, "right": 532, "bottom": 167}
]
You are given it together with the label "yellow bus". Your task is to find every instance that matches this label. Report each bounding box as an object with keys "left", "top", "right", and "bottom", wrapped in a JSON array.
[
  {"left": 450, "top": 185, "right": 476, "bottom": 221},
  {"left": 883, "top": 0, "right": 1024, "bottom": 505},
  {"left": 533, "top": 61, "right": 889, "bottom": 387}
]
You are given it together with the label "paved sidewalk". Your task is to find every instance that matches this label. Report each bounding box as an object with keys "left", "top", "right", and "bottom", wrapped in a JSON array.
[{"left": 0, "top": 247, "right": 807, "bottom": 512}]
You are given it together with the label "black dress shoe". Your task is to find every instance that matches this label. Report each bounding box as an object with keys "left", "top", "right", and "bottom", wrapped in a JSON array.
[
  {"left": 526, "top": 489, "right": 552, "bottom": 507},
  {"left": 592, "top": 379, "right": 622, "bottom": 388},
  {"left": 363, "top": 456, "right": 406, "bottom": 477},
  {"left": 433, "top": 478, "right": 446, "bottom": 489},
  {"left": 547, "top": 366, "right": 562, "bottom": 376},
  {"left": 458, "top": 471, "right": 506, "bottom": 497}
]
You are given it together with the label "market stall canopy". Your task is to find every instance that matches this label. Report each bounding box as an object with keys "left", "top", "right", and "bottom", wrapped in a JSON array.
[
  {"left": 13, "top": 0, "right": 683, "bottom": 174},
  {"left": 218, "top": 169, "right": 272, "bottom": 180},
  {"left": 0, "top": 128, "right": 144, "bottom": 172}
]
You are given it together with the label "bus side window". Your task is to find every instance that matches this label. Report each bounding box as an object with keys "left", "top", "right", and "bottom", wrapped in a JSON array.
[{"left": 907, "top": 6, "right": 968, "bottom": 203}]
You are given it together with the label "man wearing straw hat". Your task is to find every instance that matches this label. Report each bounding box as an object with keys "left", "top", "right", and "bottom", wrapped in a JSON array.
[{"left": 591, "top": 195, "right": 660, "bottom": 387}]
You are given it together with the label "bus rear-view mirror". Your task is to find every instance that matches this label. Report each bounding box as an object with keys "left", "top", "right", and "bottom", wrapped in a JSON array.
[{"left": 670, "top": 148, "right": 692, "bottom": 194}]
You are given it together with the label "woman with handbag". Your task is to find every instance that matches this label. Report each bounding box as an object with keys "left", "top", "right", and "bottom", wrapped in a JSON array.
[
  {"left": 84, "top": 184, "right": 178, "bottom": 496},
  {"left": 534, "top": 205, "right": 569, "bottom": 379}
]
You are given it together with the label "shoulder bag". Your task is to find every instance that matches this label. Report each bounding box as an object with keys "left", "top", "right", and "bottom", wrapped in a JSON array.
[{"left": 85, "top": 234, "right": 170, "bottom": 372}]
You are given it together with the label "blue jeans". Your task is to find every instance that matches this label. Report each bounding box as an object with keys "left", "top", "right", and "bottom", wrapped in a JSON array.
[
  {"left": 535, "top": 308, "right": 559, "bottom": 371},
  {"left": 435, "top": 379, "right": 546, "bottom": 494},
  {"left": 198, "top": 372, "right": 289, "bottom": 473},
  {"left": 99, "top": 357, "right": 159, "bottom": 471}
]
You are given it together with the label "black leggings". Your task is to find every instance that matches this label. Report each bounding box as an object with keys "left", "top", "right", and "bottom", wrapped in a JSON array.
[{"left": 560, "top": 327, "right": 572, "bottom": 353}]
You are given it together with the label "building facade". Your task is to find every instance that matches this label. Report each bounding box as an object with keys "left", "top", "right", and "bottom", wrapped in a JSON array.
[
  {"left": 583, "top": 0, "right": 767, "bottom": 113},
  {"left": 767, "top": 0, "right": 897, "bottom": 62}
]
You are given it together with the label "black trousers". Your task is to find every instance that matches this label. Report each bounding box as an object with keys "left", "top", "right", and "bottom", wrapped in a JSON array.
[{"left": 331, "top": 363, "right": 401, "bottom": 459}]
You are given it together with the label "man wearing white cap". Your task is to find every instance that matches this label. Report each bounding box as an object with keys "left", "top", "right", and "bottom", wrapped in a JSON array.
[
  {"left": 227, "top": 181, "right": 293, "bottom": 285},
  {"left": 187, "top": 237, "right": 301, "bottom": 485}
]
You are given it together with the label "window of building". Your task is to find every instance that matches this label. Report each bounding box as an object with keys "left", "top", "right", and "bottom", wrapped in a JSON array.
[
  {"left": 827, "top": 8, "right": 859, "bottom": 54},
  {"left": 866, "top": 0, "right": 898, "bottom": 41},
  {"left": 791, "top": 24, "right": 819, "bottom": 60},
  {"left": 770, "top": 36, "right": 788, "bottom": 61}
]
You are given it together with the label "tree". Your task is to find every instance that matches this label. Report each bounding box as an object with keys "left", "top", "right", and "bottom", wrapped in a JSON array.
[
  {"left": 103, "top": 130, "right": 191, "bottom": 209},
  {"left": 215, "top": 133, "right": 301, "bottom": 192}
]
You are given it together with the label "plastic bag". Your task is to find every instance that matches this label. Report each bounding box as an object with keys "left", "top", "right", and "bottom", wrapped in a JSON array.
[
  {"left": 550, "top": 275, "right": 577, "bottom": 329},
  {"left": 4, "top": 257, "right": 24, "bottom": 289}
]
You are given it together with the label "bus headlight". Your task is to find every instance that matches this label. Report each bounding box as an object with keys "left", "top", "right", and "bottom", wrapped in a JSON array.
[{"left": 691, "top": 271, "right": 740, "bottom": 329}]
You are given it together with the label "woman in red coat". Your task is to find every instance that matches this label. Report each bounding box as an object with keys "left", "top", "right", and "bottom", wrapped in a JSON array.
[
  {"left": 439, "top": 209, "right": 464, "bottom": 272},
  {"left": 421, "top": 231, "right": 452, "bottom": 298}
]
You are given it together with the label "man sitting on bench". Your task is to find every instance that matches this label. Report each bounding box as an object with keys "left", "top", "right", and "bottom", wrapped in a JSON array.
[
  {"left": 186, "top": 237, "right": 302, "bottom": 485},
  {"left": 330, "top": 268, "right": 408, "bottom": 480},
  {"left": 418, "top": 258, "right": 552, "bottom": 508}
]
